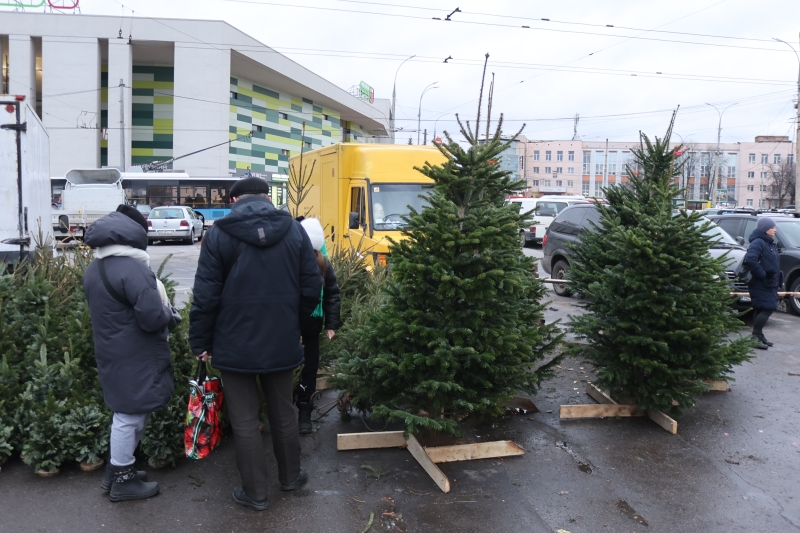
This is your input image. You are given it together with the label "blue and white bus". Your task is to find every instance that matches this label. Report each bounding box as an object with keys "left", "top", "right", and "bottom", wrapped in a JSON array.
[{"left": 51, "top": 172, "right": 288, "bottom": 225}]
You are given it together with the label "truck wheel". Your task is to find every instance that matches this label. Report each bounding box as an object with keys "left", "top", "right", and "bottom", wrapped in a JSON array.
[
  {"left": 519, "top": 232, "right": 528, "bottom": 247},
  {"left": 789, "top": 277, "right": 800, "bottom": 316},
  {"left": 552, "top": 259, "right": 572, "bottom": 297}
]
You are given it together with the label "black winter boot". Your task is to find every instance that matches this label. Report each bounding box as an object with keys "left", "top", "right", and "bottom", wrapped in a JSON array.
[
  {"left": 297, "top": 402, "right": 313, "bottom": 434},
  {"left": 100, "top": 464, "right": 147, "bottom": 490},
  {"left": 759, "top": 334, "right": 774, "bottom": 347},
  {"left": 752, "top": 335, "right": 768, "bottom": 350},
  {"left": 280, "top": 468, "right": 309, "bottom": 491},
  {"left": 108, "top": 463, "right": 160, "bottom": 502}
]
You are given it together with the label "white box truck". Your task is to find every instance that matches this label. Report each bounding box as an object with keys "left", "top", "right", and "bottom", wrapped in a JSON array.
[
  {"left": 0, "top": 96, "right": 51, "bottom": 262},
  {"left": 52, "top": 168, "right": 127, "bottom": 239}
]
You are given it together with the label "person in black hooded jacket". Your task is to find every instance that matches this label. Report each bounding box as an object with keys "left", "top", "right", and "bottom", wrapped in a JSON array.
[
  {"left": 83, "top": 205, "right": 180, "bottom": 502},
  {"left": 189, "top": 177, "right": 321, "bottom": 512},
  {"left": 745, "top": 216, "right": 783, "bottom": 350}
]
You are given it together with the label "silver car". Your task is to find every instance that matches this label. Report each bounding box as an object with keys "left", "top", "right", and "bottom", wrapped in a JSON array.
[{"left": 147, "top": 206, "right": 204, "bottom": 244}]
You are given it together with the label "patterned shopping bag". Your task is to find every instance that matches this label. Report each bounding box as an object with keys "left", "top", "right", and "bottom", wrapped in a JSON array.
[{"left": 184, "top": 362, "right": 224, "bottom": 460}]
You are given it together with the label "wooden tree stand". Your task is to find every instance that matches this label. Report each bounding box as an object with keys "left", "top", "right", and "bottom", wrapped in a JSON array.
[
  {"left": 559, "top": 380, "right": 729, "bottom": 435},
  {"left": 337, "top": 430, "right": 525, "bottom": 493}
]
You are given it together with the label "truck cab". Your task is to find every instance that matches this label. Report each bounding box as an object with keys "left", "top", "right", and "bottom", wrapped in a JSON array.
[{"left": 289, "top": 143, "right": 446, "bottom": 265}]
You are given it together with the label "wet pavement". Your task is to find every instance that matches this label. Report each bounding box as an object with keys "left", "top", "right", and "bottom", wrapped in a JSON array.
[{"left": 1, "top": 244, "right": 798, "bottom": 532}]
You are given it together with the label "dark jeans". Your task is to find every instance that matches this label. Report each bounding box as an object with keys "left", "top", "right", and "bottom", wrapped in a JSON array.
[
  {"left": 221, "top": 369, "right": 301, "bottom": 501},
  {"left": 752, "top": 307, "right": 774, "bottom": 338},
  {"left": 296, "top": 318, "right": 323, "bottom": 403}
]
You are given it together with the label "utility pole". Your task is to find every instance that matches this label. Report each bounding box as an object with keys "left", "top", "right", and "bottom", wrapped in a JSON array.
[
  {"left": 572, "top": 113, "right": 580, "bottom": 141},
  {"left": 706, "top": 102, "right": 737, "bottom": 206},
  {"left": 119, "top": 79, "right": 126, "bottom": 172},
  {"left": 773, "top": 35, "right": 800, "bottom": 209},
  {"left": 602, "top": 139, "right": 609, "bottom": 193},
  {"left": 391, "top": 55, "right": 415, "bottom": 145},
  {"left": 423, "top": 129, "right": 427, "bottom": 145}
]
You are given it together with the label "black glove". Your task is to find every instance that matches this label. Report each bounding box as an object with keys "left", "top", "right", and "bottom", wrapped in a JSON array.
[{"left": 167, "top": 305, "right": 182, "bottom": 332}]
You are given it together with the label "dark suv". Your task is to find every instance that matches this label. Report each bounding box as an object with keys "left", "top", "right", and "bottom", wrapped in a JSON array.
[
  {"left": 542, "top": 204, "right": 749, "bottom": 307},
  {"left": 706, "top": 213, "right": 800, "bottom": 315}
]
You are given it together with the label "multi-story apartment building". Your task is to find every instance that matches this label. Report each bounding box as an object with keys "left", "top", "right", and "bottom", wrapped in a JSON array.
[
  {"left": 0, "top": 12, "right": 391, "bottom": 184},
  {"left": 503, "top": 135, "right": 796, "bottom": 209}
]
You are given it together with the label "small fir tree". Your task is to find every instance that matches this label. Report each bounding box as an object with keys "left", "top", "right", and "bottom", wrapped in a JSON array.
[
  {"left": 334, "top": 62, "right": 562, "bottom": 436},
  {"left": 567, "top": 118, "right": 753, "bottom": 416}
]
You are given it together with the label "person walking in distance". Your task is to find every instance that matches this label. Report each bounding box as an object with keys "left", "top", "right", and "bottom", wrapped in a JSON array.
[
  {"left": 745, "top": 217, "right": 783, "bottom": 350},
  {"left": 83, "top": 205, "right": 181, "bottom": 502},
  {"left": 296, "top": 218, "right": 341, "bottom": 433},
  {"left": 189, "top": 177, "right": 322, "bottom": 512}
]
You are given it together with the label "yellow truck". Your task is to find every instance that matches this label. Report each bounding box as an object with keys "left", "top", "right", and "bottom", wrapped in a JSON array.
[{"left": 288, "top": 143, "right": 447, "bottom": 265}]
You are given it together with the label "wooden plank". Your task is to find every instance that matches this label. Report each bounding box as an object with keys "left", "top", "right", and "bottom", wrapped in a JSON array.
[
  {"left": 406, "top": 434, "right": 450, "bottom": 493},
  {"left": 316, "top": 376, "right": 330, "bottom": 391},
  {"left": 647, "top": 411, "right": 678, "bottom": 435},
  {"left": 336, "top": 431, "right": 406, "bottom": 451},
  {"left": 585, "top": 382, "right": 617, "bottom": 405},
  {"left": 704, "top": 380, "right": 728, "bottom": 392},
  {"left": 503, "top": 396, "right": 539, "bottom": 413},
  {"left": 424, "top": 441, "right": 525, "bottom": 464},
  {"left": 560, "top": 404, "right": 645, "bottom": 418}
]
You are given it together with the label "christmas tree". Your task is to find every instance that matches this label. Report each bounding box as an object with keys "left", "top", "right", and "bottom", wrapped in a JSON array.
[
  {"left": 334, "top": 63, "right": 562, "bottom": 436},
  {"left": 567, "top": 116, "right": 753, "bottom": 415}
]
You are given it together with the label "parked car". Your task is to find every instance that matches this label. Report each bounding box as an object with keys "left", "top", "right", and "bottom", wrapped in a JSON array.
[
  {"left": 135, "top": 204, "right": 152, "bottom": 217},
  {"left": 147, "top": 206, "right": 205, "bottom": 244},
  {"left": 506, "top": 195, "right": 590, "bottom": 246},
  {"left": 706, "top": 213, "right": 800, "bottom": 314},
  {"left": 541, "top": 204, "right": 749, "bottom": 307}
]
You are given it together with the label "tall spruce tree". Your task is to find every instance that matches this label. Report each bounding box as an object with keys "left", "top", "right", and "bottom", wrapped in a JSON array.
[
  {"left": 334, "top": 64, "right": 561, "bottom": 436},
  {"left": 567, "top": 117, "right": 753, "bottom": 416}
]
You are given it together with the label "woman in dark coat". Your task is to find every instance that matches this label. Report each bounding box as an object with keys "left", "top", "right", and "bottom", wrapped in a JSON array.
[
  {"left": 83, "top": 205, "right": 180, "bottom": 502},
  {"left": 745, "top": 217, "right": 783, "bottom": 350}
]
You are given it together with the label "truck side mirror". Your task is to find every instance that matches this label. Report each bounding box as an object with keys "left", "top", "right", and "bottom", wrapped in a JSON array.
[
  {"left": 736, "top": 236, "right": 744, "bottom": 246},
  {"left": 58, "top": 215, "right": 69, "bottom": 234},
  {"left": 349, "top": 212, "right": 360, "bottom": 230}
]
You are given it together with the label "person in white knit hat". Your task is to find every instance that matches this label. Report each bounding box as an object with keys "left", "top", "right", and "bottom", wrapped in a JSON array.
[{"left": 296, "top": 217, "right": 341, "bottom": 433}]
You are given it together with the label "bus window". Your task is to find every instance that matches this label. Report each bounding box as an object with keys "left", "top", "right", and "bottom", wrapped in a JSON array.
[
  {"left": 210, "top": 183, "right": 229, "bottom": 208},
  {"left": 180, "top": 184, "right": 209, "bottom": 208},
  {"left": 123, "top": 181, "right": 147, "bottom": 206},
  {"left": 149, "top": 184, "right": 178, "bottom": 207}
]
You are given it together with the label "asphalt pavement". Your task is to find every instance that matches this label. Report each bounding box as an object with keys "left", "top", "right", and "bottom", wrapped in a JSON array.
[{"left": 1, "top": 242, "right": 798, "bottom": 532}]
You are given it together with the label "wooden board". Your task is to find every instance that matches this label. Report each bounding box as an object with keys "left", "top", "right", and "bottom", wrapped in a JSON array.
[
  {"left": 704, "top": 380, "right": 728, "bottom": 392},
  {"left": 560, "top": 404, "right": 645, "bottom": 418},
  {"left": 316, "top": 376, "right": 330, "bottom": 391},
  {"left": 503, "top": 396, "right": 539, "bottom": 413},
  {"left": 406, "top": 434, "right": 451, "bottom": 493},
  {"left": 585, "top": 382, "right": 616, "bottom": 405},
  {"left": 424, "top": 441, "right": 525, "bottom": 464},
  {"left": 336, "top": 431, "right": 407, "bottom": 451},
  {"left": 647, "top": 411, "right": 678, "bottom": 434}
]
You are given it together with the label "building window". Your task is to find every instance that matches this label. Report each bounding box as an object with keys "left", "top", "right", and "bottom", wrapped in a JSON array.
[
  {"left": 556, "top": 180, "right": 563, "bottom": 187},
  {"left": 748, "top": 171, "right": 755, "bottom": 179},
  {"left": 545, "top": 167, "right": 551, "bottom": 174},
  {"left": 532, "top": 180, "right": 539, "bottom": 186},
  {"left": 746, "top": 199, "right": 753, "bottom": 207},
  {"left": 557, "top": 151, "right": 563, "bottom": 161},
  {"left": 788, "top": 154, "right": 795, "bottom": 165},
  {"left": 533, "top": 167, "right": 540, "bottom": 174},
  {"left": 304, "top": 141, "right": 312, "bottom": 149},
  {"left": 761, "top": 184, "right": 767, "bottom": 192},
  {"left": 726, "top": 154, "right": 736, "bottom": 177},
  {"left": 568, "top": 151, "right": 575, "bottom": 161},
  {"left": 230, "top": 91, "right": 238, "bottom": 100},
  {"left": 595, "top": 150, "right": 604, "bottom": 175},
  {"left": 749, "top": 153, "right": 755, "bottom": 164},
  {"left": 519, "top": 155, "right": 524, "bottom": 170},
  {"left": 543, "top": 179, "right": 551, "bottom": 186},
  {"left": 761, "top": 171, "right": 768, "bottom": 179},
  {"left": 281, "top": 149, "right": 290, "bottom": 156},
  {"left": 556, "top": 167, "right": 563, "bottom": 174},
  {"left": 760, "top": 199, "right": 767, "bottom": 208},
  {"left": 533, "top": 150, "right": 540, "bottom": 161},
  {"left": 775, "top": 154, "right": 782, "bottom": 165},
  {"left": 582, "top": 151, "right": 591, "bottom": 174},
  {"left": 323, "top": 114, "right": 329, "bottom": 121},
  {"left": 761, "top": 154, "right": 768, "bottom": 164},
  {"left": 608, "top": 152, "right": 617, "bottom": 175},
  {"left": 747, "top": 185, "right": 754, "bottom": 191},
  {"left": 582, "top": 182, "right": 590, "bottom": 195},
  {"left": 567, "top": 180, "right": 574, "bottom": 187},
  {"left": 545, "top": 151, "right": 552, "bottom": 161},
  {"left": 279, "top": 112, "right": 288, "bottom": 120},
  {"left": 568, "top": 167, "right": 575, "bottom": 174}
]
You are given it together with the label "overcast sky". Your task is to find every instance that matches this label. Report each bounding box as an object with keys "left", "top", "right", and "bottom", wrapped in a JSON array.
[{"left": 34, "top": 0, "right": 800, "bottom": 145}]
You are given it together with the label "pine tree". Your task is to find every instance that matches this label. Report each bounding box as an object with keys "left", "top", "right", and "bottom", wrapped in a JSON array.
[
  {"left": 567, "top": 117, "right": 753, "bottom": 416},
  {"left": 334, "top": 63, "right": 562, "bottom": 436}
]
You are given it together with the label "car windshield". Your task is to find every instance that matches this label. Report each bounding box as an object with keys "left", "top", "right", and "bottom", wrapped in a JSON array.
[
  {"left": 150, "top": 208, "right": 184, "bottom": 220},
  {"left": 534, "top": 201, "right": 568, "bottom": 217},
  {"left": 694, "top": 218, "right": 738, "bottom": 246},
  {"left": 776, "top": 220, "right": 800, "bottom": 247},
  {"left": 372, "top": 183, "right": 430, "bottom": 231}
]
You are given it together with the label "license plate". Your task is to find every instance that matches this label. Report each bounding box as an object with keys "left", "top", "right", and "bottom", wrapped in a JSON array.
[{"left": 158, "top": 230, "right": 174, "bottom": 235}]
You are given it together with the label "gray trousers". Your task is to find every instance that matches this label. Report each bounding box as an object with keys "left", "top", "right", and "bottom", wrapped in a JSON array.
[
  {"left": 221, "top": 369, "right": 301, "bottom": 501},
  {"left": 110, "top": 412, "right": 150, "bottom": 467}
]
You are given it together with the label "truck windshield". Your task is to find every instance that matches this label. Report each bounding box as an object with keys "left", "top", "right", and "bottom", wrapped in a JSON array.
[{"left": 371, "top": 183, "right": 430, "bottom": 231}]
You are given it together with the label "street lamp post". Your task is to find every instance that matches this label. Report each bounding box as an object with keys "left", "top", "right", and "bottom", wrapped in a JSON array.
[
  {"left": 705, "top": 102, "right": 737, "bottom": 206},
  {"left": 391, "top": 55, "right": 415, "bottom": 145},
  {"left": 674, "top": 133, "right": 692, "bottom": 200},
  {"left": 773, "top": 36, "right": 800, "bottom": 210},
  {"left": 432, "top": 112, "right": 451, "bottom": 143},
  {"left": 417, "top": 82, "right": 438, "bottom": 145}
]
